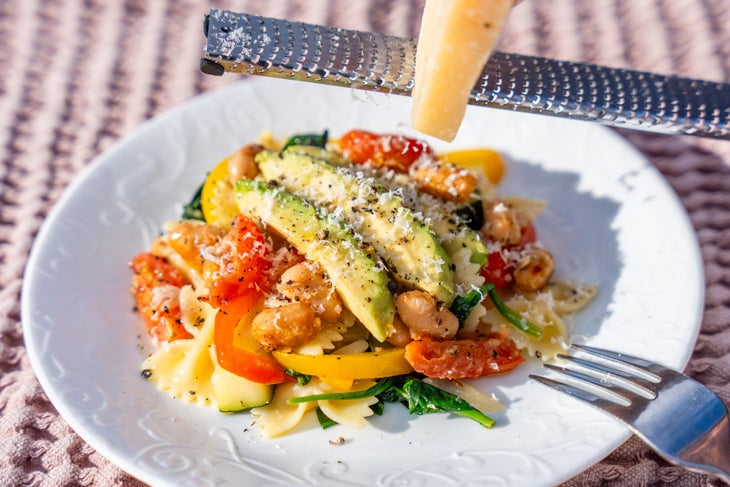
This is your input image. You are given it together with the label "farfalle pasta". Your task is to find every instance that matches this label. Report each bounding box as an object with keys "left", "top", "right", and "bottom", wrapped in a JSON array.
[{"left": 130, "top": 129, "right": 596, "bottom": 437}]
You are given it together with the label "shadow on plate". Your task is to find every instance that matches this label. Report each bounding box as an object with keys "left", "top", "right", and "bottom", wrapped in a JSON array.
[{"left": 501, "top": 156, "right": 623, "bottom": 342}]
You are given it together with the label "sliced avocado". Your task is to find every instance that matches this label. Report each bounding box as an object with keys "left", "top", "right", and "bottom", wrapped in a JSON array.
[
  {"left": 283, "top": 145, "right": 349, "bottom": 167},
  {"left": 235, "top": 179, "right": 395, "bottom": 342},
  {"left": 430, "top": 218, "right": 488, "bottom": 266},
  {"left": 255, "top": 150, "right": 456, "bottom": 305},
  {"left": 211, "top": 366, "right": 273, "bottom": 412},
  {"left": 340, "top": 162, "right": 488, "bottom": 267}
]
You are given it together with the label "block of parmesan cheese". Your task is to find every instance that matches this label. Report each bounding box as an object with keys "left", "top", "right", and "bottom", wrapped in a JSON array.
[{"left": 411, "top": 0, "right": 513, "bottom": 142}]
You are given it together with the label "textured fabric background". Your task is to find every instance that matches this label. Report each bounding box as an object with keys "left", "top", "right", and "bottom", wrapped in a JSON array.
[{"left": 2, "top": 0, "right": 729, "bottom": 485}]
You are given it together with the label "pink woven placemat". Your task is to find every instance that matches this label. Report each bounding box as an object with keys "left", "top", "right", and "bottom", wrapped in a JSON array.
[{"left": 1, "top": 1, "right": 729, "bottom": 485}]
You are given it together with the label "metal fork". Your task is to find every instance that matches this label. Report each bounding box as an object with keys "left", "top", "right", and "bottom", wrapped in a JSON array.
[{"left": 530, "top": 345, "right": 730, "bottom": 482}]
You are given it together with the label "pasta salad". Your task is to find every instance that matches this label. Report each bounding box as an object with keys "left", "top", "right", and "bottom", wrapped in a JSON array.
[{"left": 129, "top": 129, "right": 596, "bottom": 437}]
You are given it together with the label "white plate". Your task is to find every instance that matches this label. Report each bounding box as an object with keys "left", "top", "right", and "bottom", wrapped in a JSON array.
[{"left": 22, "top": 77, "right": 704, "bottom": 486}]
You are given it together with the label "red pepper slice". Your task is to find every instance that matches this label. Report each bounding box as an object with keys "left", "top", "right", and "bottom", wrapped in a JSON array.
[{"left": 214, "top": 290, "right": 292, "bottom": 385}]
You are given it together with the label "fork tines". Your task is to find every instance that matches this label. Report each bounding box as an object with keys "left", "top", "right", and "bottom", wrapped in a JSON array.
[
  {"left": 531, "top": 344, "right": 730, "bottom": 481},
  {"left": 530, "top": 344, "right": 668, "bottom": 411}
]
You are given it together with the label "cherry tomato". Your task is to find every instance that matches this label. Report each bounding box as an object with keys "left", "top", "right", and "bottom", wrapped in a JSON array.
[
  {"left": 339, "top": 129, "right": 433, "bottom": 172},
  {"left": 404, "top": 334, "right": 524, "bottom": 379},
  {"left": 214, "top": 290, "right": 291, "bottom": 384},
  {"left": 129, "top": 252, "right": 192, "bottom": 343},
  {"left": 207, "top": 215, "right": 271, "bottom": 306},
  {"left": 481, "top": 223, "right": 539, "bottom": 289},
  {"left": 480, "top": 251, "right": 514, "bottom": 290},
  {"left": 519, "top": 222, "right": 537, "bottom": 247}
]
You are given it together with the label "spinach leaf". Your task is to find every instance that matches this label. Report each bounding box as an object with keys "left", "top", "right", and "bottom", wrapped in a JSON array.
[
  {"left": 454, "top": 198, "right": 484, "bottom": 230},
  {"left": 181, "top": 182, "right": 205, "bottom": 221},
  {"left": 289, "top": 375, "right": 495, "bottom": 428},
  {"left": 282, "top": 130, "right": 329, "bottom": 150},
  {"left": 316, "top": 408, "right": 338, "bottom": 429},
  {"left": 285, "top": 369, "right": 312, "bottom": 386},
  {"left": 378, "top": 375, "right": 495, "bottom": 428},
  {"left": 451, "top": 282, "right": 544, "bottom": 339},
  {"left": 287, "top": 377, "right": 395, "bottom": 404},
  {"left": 486, "top": 286, "right": 543, "bottom": 338},
  {"left": 450, "top": 283, "right": 494, "bottom": 328}
]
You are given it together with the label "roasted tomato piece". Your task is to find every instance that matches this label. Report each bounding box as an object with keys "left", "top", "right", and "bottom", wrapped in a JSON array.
[
  {"left": 339, "top": 129, "right": 433, "bottom": 172},
  {"left": 404, "top": 334, "right": 524, "bottom": 379},
  {"left": 129, "top": 252, "right": 192, "bottom": 343}
]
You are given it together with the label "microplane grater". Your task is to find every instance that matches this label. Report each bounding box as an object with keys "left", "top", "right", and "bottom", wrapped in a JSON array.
[{"left": 201, "top": 9, "right": 730, "bottom": 140}]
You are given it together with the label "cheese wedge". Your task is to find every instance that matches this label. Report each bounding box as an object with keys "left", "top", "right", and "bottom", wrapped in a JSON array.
[{"left": 412, "top": 0, "right": 513, "bottom": 142}]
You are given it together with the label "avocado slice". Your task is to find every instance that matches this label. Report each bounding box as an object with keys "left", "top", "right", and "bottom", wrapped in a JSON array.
[
  {"left": 255, "top": 149, "right": 456, "bottom": 305},
  {"left": 430, "top": 217, "right": 488, "bottom": 266},
  {"left": 282, "top": 145, "right": 349, "bottom": 167},
  {"left": 235, "top": 179, "right": 395, "bottom": 342}
]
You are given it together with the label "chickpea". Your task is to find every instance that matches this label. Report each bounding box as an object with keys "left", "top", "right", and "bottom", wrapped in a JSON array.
[
  {"left": 277, "top": 262, "right": 343, "bottom": 322},
  {"left": 250, "top": 302, "right": 321, "bottom": 350},
  {"left": 482, "top": 199, "right": 522, "bottom": 245},
  {"left": 226, "top": 143, "right": 264, "bottom": 183},
  {"left": 513, "top": 248, "right": 554, "bottom": 292},
  {"left": 410, "top": 158, "right": 479, "bottom": 203},
  {"left": 396, "top": 290, "right": 459, "bottom": 339}
]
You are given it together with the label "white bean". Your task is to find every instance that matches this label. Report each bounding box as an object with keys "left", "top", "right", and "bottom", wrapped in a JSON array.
[
  {"left": 227, "top": 143, "right": 264, "bottom": 183},
  {"left": 396, "top": 290, "right": 459, "bottom": 339}
]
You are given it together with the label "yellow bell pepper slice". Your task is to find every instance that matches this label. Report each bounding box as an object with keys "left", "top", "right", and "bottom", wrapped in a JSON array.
[
  {"left": 201, "top": 157, "right": 240, "bottom": 230},
  {"left": 439, "top": 148, "right": 505, "bottom": 185},
  {"left": 272, "top": 348, "right": 413, "bottom": 383}
]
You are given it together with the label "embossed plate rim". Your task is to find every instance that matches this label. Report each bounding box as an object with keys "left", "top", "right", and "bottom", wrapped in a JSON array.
[{"left": 22, "top": 77, "right": 704, "bottom": 487}]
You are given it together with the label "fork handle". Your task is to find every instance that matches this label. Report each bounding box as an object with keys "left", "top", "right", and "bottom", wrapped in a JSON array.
[{"left": 672, "top": 418, "right": 730, "bottom": 484}]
